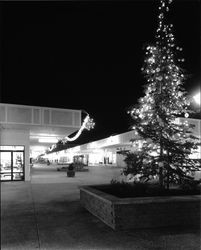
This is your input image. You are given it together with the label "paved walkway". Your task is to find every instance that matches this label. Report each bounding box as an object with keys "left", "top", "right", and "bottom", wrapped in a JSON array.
[{"left": 1, "top": 164, "right": 200, "bottom": 250}]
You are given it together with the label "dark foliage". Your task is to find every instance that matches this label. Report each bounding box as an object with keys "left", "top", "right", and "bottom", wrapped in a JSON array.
[{"left": 93, "top": 180, "right": 201, "bottom": 198}]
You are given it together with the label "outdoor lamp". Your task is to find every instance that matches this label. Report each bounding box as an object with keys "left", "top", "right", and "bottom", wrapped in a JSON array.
[{"left": 193, "top": 92, "right": 200, "bottom": 106}]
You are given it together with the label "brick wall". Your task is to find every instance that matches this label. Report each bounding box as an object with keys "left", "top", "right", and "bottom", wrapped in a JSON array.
[
  {"left": 80, "top": 187, "right": 115, "bottom": 229},
  {"left": 115, "top": 198, "right": 201, "bottom": 230},
  {"left": 80, "top": 186, "right": 201, "bottom": 230}
]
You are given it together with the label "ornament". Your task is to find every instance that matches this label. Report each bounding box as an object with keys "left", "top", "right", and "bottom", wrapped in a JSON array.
[
  {"left": 157, "top": 76, "right": 163, "bottom": 81},
  {"left": 148, "top": 57, "right": 155, "bottom": 64},
  {"left": 178, "top": 91, "right": 182, "bottom": 97},
  {"left": 85, "top": 117, "right": 95, "bottom": 131},
  {"left": 159, "top": 13, "right": 164, "bottom": 19}
]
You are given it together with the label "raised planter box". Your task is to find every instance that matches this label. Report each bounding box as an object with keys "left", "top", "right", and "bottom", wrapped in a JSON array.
[{"left": 80, "top": 185, "right": 201, "bottom": 230}]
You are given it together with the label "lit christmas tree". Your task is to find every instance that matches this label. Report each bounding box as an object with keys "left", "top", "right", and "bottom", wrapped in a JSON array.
[{"left": 125, "top": 0, "right": 200, "bottom": 189}]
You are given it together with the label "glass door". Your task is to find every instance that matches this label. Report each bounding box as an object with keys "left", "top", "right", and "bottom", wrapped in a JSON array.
[
  {"left": 13, "top": 152, "right": 24, "bottom": 181},
  {"left": 0, "top": 152, "right": 12, "bottom": 181},
  {"left": 0, "top": 147, "right": 25, "bottom": 181}
]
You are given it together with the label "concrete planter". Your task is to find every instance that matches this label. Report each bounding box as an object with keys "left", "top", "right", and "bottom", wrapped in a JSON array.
[{"left": 80, "top": 185, "right": 201, "bottom": 230}]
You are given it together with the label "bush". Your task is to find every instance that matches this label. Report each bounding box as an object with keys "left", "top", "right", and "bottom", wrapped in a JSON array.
[
  {"left": 106, "top": 179, "right": 201, "bottom": 198},
  {"left": 110, "top": 180, "right": 149, "bottom": 197},
  {"left": 180, "top": 178, "right": 201, "bottom": 191}
]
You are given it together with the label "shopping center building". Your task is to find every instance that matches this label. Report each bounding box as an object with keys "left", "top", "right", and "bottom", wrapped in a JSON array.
[
  {"left": 46, "top": 117, "right": 201, "bottom": 169},
  {"left": 1, "top": 102, "right": 200, "bottom": 182},
  {"left": 0, "top": 103, "right": 82, "bottom": 181}
]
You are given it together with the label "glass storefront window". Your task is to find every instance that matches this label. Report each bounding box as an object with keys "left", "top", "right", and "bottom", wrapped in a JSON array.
[
  {"left": 0, "top": 152, "right": 12, "bottom": 181},
  {"left": 13, "top": 152, "right": 24, "bottom": 180},
  {"left": 0, "top": 146, "right": 25, "bottom": 181}
]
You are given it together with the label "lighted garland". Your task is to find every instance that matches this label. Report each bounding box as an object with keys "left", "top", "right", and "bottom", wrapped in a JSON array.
[
  {"left": 48, "top": 114, "right": 95, "bottom": 152},
  {"left": 62, "top": 115, "right": 95, "bottom": 143}
]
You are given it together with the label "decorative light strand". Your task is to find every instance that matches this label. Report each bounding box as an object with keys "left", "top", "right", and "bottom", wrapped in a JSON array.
[
  {"left": 48, "top": 114, "right": 95, "bottom": 152},
  {"left": 62, "top": 115, "right": 95, "bottom": 143}
]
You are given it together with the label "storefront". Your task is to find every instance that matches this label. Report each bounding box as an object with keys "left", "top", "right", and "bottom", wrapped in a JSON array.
[
  {"left": 0, "top": 103, "right": 82, "bottom": 181},
  {"left": 45, "top": 117, "right": 201, "bottom": 168},
  {"left": 0, "top": 146, "right": 25, "bottom": 181}
]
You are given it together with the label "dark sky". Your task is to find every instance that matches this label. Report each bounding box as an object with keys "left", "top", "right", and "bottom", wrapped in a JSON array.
[{"left": 0, "top": 0, "right": 200, "bottom": 145}]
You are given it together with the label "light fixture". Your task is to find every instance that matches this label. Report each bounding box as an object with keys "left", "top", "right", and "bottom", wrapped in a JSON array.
[
  {"left": 193, "top": 92, "right": 200, "bottom": 106},
  {"left": 38, "top": 138, "right": 58, "bottom": 143},
  {"left": 31, "top": 146, "right": 46, "bottom": 151}
]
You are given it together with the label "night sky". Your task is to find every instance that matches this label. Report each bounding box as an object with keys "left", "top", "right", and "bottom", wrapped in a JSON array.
[{"left": 0, "top": 0, "right": 200, "bottom": 145}]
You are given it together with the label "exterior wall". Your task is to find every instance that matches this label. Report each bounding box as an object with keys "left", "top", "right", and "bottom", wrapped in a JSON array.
[
  {"left": 0, "top": 103, "right": 82, "bottom": 181},
  {"left": 116, "top": 154, "right": 127, "bottom": 168},
  {"left": 47, "top": 148, "right": 118, "bottom": 166},
  {"left": 46, "top": 118, "right": 201, "bottom": 168},
  {"left": 0, "top": 103, "right": 81, "bottom": 128},
  {"left": 0, "top": 128, "right": 30, "bottom": 181}
]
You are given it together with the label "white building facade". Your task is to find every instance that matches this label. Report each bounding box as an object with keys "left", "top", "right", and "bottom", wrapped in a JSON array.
[
  {"left": 46, "top": 117, "right": 201, "bottom": 168},
  {"left": 0, "top": 103, "right": 81, "bottom": 181}
]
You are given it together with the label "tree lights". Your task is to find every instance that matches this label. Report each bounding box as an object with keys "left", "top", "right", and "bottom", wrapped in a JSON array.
[{"left": 125, "top": 0, "right": 200, "bottom": 189}]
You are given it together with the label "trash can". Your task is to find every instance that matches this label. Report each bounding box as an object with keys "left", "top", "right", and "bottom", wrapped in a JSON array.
[{"left": 67, "top": 163, "right": 75, "bottom": 177}]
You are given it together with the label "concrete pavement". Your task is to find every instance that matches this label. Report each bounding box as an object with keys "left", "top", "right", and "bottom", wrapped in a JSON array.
[{"left": 1, "top": 164, "right": 201, "bottom": 250}]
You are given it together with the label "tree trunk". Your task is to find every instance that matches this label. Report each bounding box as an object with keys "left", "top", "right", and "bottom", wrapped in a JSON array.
[
  {"left": 159, "top": 137, "right": 164, "bottom": 188},
  {"left": 159, "top": 167, "right": 163, "bottom": 187},
  {"left": 166, "top": 150, "right": 170, "bottom": 190}
]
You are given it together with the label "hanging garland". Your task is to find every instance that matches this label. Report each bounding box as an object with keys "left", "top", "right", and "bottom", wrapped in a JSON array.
[
  {"left": 62, "top": 115, "right": 95, "bottom": 143},
  {"left": 48, "top": 113, "right": 95, "bottom": 152}
]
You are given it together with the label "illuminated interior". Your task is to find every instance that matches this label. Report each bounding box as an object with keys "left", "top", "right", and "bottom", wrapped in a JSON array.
[{"left": 0, "top": 146, "right": 25, "bottom": 181}]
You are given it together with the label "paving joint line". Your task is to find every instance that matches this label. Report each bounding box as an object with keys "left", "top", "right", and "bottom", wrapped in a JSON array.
[{"left": 29, "top": 182, "right": 41, "bottom": 249}]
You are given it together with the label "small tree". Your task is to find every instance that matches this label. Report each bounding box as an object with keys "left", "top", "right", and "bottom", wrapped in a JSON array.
[{"left": 124, "top": 0, "right": 200, "bottom": 189}]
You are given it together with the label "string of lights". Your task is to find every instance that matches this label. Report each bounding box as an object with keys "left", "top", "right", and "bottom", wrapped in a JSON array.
[
  {"left": 125, "top": 0, "right": 199, "bottom": 188},
  {"left": 48, "top": 113, "right": 95, "bottom": 152},
  {"left": 129, "top": 0, "right": 190, "bottom": 131}
]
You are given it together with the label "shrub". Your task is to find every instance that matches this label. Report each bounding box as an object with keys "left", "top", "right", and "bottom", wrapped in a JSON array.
[{"left": 108, "top": 179, "right": 201, "bottom": 198}]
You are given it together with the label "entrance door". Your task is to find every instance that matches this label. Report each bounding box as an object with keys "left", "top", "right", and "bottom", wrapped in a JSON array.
[
  {"left": 12, "top": 152, "right": 24, "bottom": 180},
  {"left": 0, "top": 147, "right": 25, "bottom": 181},
  {"left": 0, "top": 152, "right": 12, "bottom": 181}
]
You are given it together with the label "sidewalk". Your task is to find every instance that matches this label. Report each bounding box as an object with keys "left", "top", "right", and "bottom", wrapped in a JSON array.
[{"left": 1, "top": 164, "right": 200, "bottom": 250}]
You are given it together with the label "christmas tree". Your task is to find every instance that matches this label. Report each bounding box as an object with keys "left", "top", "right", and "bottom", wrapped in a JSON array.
[{"left": 124, "top": 0, "right": 200, "bottom": 189}]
